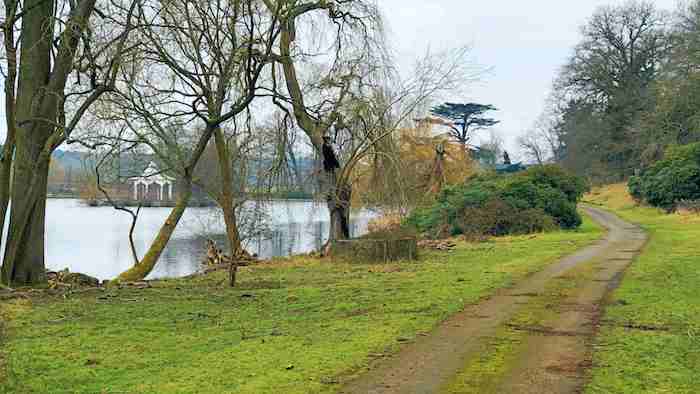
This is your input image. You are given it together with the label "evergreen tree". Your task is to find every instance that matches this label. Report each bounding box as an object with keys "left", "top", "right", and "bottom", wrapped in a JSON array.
[{"left": 431, "top": 103, "right": 500, "bottom": 152}]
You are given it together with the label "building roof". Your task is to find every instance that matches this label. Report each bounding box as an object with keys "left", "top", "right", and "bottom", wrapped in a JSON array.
[
  {"left": 129, "top": 161, "right": 175, "bottom": 183},
  {"left": 495, "top": 162, "right": 527, "bottom": 174}
]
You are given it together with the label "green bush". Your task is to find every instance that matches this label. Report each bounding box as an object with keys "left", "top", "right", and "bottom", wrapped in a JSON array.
[
  {"left": 628, "top": 175, "right": 643, "bottom": 201},
  {"left": 524, "top": 164, "right": 589, "bottom": 203},
  {"left": 628, "top": 143, "right": 700, "bottom": 210},
  {"left": 405, "top": 165, "right": 585, "bottom": 238},
  {"left": 544, "top": 197, "right": 582, "bottom": 229},
  {"left": 459, "top": 199, "right": 556, "bottom": 238}
]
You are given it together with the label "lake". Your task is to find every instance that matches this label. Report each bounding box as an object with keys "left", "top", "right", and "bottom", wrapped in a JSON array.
[{"left": 38, "top": 199, "right": 375, "bottom": 280}]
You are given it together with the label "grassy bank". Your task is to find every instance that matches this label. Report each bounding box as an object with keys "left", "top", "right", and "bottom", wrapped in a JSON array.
[
  {"left": 0, "top": 217, "right": 601, "bottom": 394},
  {"left": 584, "top": 184, "right": 700, "bottom": 393}
]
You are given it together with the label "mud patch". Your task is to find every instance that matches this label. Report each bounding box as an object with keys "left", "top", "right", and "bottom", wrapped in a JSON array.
[{"left": 506, "top": 323, "right": 590, "bottom": 338}]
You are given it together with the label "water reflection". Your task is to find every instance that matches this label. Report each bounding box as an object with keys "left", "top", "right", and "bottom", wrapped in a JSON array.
[{"left": 42, "top": 199, "right": 373, "bottom": 280}]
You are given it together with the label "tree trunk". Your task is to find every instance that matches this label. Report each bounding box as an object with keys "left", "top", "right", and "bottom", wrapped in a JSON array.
[
  {"left": 213, "top": 128, "right": 244, "bottom": 257},
  {"left": 117, "top": 184, "right": 192, "bottom": 282},
  {"left": 327, "top": 175, "right": 352, "bottom": 242},
  {"left": 277, "top": 12, "right": 351, "bottom": 250},
  {"left": 0, "top": 4, "right": 18, "bottom": 253},
  {"left": 427, "top": 143, "right": 446, "bottom": 195},
  {"left": 461, "top": 139, "right": 471, "bottom": 163},
  {"left": 221, "top": 206, "right": 243, "bottom": 256},
  {"left": 0, "top": 139, "right": 15, "bottom": 252},
  {"left": 0, "top": 0, "right": 53, "bottom": 286},
  {"left": 1, "top": 141, "right": 54, "bottom": 285},
  {"left": 1, "top": 151, "right": 50, "bottom": 285}
]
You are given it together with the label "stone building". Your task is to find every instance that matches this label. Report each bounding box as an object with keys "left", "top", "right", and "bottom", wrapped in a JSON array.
[{"left": 128, "top": 162, "right": 176, "bottom": 202}]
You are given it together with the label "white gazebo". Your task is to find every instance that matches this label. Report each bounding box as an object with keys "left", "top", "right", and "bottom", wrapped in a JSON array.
[{"left": 129, "top": 162, "right": 176, "bottom": 202}]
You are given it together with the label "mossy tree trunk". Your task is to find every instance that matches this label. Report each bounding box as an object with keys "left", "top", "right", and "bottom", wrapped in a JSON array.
[
  {"left": 116, "top": 124, "right": 221, "bottom": 282},
  {"left": 2, "top": 0, "right": 97, "bottom": 285},
  {"left": 0, "top": 0, "right": 53, "bottom": 285},
  {"left": 117, "top": 185, "right": 192, "bottom": 282},
  {"left": 214, "top": 128, "right": 244, "bottom": 257},
  {"left": 111, "top": 0, "right": 273, "bottom": 281},
  {"left": 1, "top": 152, "right": 50, "bottom": 285},
  {"left": 327, "top": 177, "right": 352, "bottom": 242},
  {"left": 0, "top": 0, "right": 18, "bottom": 255}
]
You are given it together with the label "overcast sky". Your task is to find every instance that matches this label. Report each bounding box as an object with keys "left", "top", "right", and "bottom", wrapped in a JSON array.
[
  {"left": 0, "top": 0, "right": 680, "bottom": 157},
  {"left": 380, "top": 0, "right": 678, "bottom": 156}
]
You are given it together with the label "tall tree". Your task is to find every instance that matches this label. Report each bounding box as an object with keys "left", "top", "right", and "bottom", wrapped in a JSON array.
[
  {"left": 560, "top": 1, "right": 669, "bottom": 105},
  {"left": 554, "top": 1, "right": 670, "bottom": 178},
  {"left": 265, "top": 0, "right": 386, "bottom": 243},
  {"left": 90, "top": 0, "right": 282, "bottom": 281},
  {"left": 632, "top": 0, "right": 700, "bottom": 155},
  {"left": 430, "top": 102, "right": 499, "bottom": 156},
  {"left": 518, "top": 112, "right": 563, "bottom": 165},
  {"left": 266, "top": 0, "right": 471, "bottom": 244},
  {"left": 0, "top": 0, "right": 137, "bottom": 285}
]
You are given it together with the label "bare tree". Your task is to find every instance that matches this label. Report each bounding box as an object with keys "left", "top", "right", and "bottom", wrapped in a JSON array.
[
  {"left": 265, "top": 0, "right": 473, "bottom": 247},
  {"left": 263, "top": 0, "right": 384, "bottom": 243},
  {"left": 82, "top": 0, "right": 283, "bottom": 281},
  {"left": 92, "top": 139, "right": 143, "bottom": 267},
  {"left": 560, "top": 1, "right": 670, "bottom": 104},
  {"left": 519, "top": 108, "right": 570, "bottom": 165},
  {"left": 518, "top": 133, "right": 546, "bottom": 165},
  {"left": 478, "top": 129, "right": 504, "bottom": 167}
]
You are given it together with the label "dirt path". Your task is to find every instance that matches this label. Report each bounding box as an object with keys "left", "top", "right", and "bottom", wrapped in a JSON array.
[{"left": 339, "top": 206, "right": 647, "bottom": 394}]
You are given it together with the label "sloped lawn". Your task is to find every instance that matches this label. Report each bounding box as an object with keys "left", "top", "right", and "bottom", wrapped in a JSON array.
[{"left": 0, "top": 218, "right": 601, "bottom": 394}]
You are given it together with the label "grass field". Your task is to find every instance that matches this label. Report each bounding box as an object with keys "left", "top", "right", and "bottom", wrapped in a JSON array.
[
  {"left": 0, "top": 218, "right": 602, "bottom": 394},
  {"left": 583, "top": 184, "right": 700, "bottom": 394}
]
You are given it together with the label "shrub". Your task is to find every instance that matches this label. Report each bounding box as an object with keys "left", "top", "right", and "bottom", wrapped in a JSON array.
[
  {"left": 543, "top": 197, "right": 582, "bottom": 229},
  {"left": 515, "top": 208, "right": 558, "bottom": 233},
  {"left": 405, "top": 165, "right": 585, "bottom": 239},
  {"left": 459, "top": 198, "right": 512, "bottom": 237},
  {"left": 459, "top": 199, "right": 556, "bottom": 238},
  {"left": 628, "top": 143, "right": 700, "bottom": 211},
  {"left": 523, "top": 164, "right": 589, "bottom": 203},
  {"left": 628, "top": 175, "right": 643, "bottom": 201}
]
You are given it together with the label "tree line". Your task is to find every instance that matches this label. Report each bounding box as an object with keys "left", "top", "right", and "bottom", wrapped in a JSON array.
[{"left": 521, "top": 0, "right": 700, "bottom": 183}]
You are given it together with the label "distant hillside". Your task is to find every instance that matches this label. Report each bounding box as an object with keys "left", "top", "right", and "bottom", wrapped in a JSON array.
[
  {"left": 1, "top": 145, "right": 319, "bottom": 192},
  {"left": 0, "top": 145, "right": 89, "bottom": 171},
  {"left": 52, "top": 149, "right": 90, "bottom": 171}
]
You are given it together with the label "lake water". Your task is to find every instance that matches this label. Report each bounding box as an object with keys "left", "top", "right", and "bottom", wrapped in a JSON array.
[{"left": 39, "top": 199, "right": 374, "bottom": 280}]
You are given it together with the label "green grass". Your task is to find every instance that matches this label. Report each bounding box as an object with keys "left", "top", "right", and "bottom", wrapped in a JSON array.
[
  {"left": 0, "top": 217, "right": 602, "bottom": 394},
  {"left": 584, "top": 185, "right": 700, "bottom": 394}
]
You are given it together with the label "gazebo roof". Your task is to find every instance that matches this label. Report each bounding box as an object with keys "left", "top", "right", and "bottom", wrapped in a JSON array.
[{"left": 129, "top": 161, "right": 175, "bottom": 183}]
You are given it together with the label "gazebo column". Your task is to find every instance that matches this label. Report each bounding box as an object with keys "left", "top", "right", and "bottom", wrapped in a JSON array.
[{"left": 133, "top": 182, "right": 138, "bottom": 200}]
